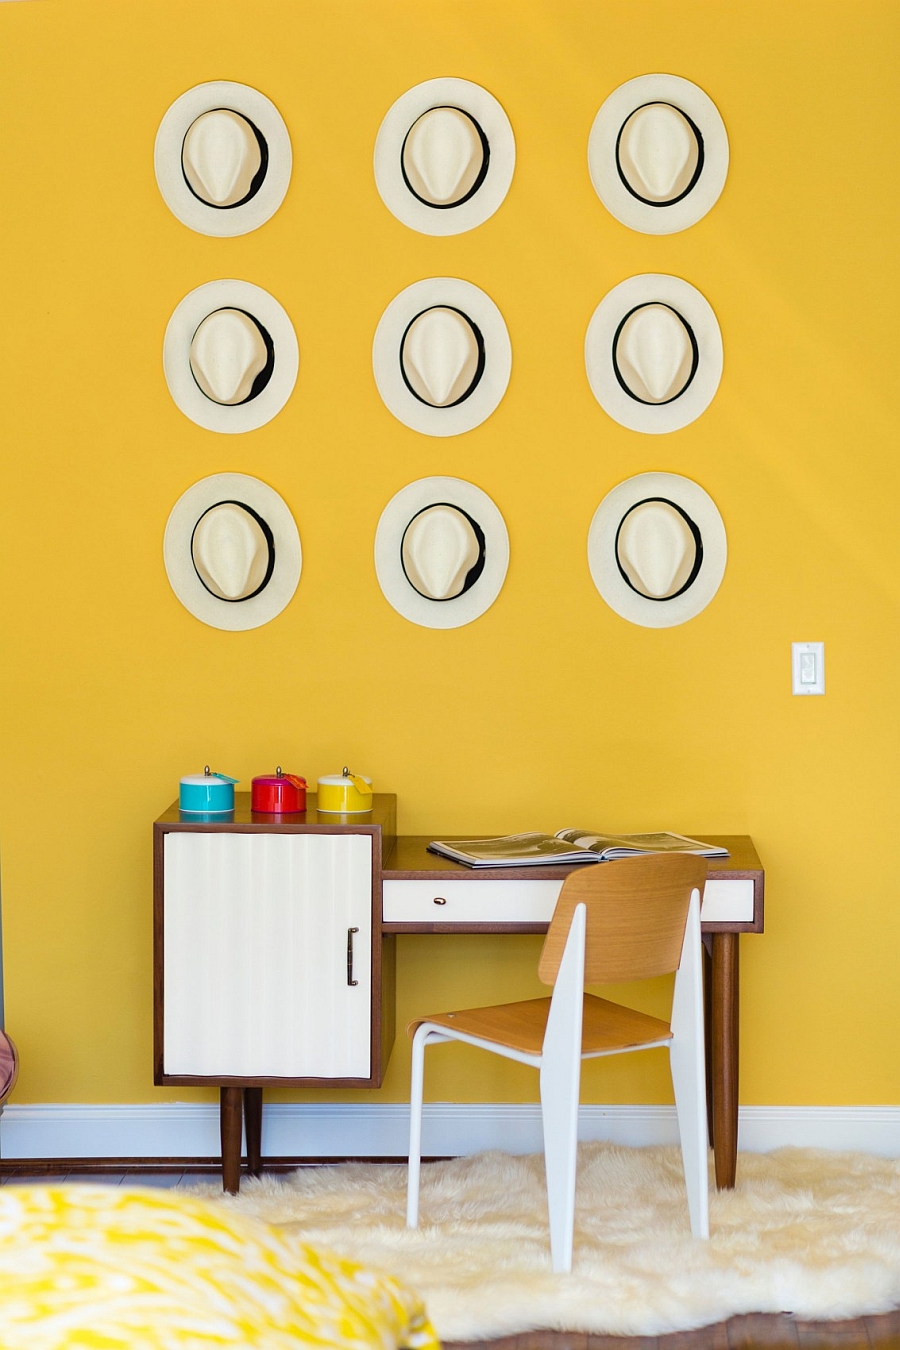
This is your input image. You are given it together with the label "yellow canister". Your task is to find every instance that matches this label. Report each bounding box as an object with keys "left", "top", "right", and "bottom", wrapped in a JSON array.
[{"left": 317, "top": 767, "right": 373, "bottom": 813}]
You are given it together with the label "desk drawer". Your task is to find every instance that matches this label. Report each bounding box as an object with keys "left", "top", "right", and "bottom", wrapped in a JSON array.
[
  {"left": 383, "top": 876, "right": 755, "bottom": 925},
  {"left": 383, "top": 879, "right": 562, "bottom": 924}
]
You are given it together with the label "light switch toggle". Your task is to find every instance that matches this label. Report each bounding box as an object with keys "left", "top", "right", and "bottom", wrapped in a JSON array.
[{"left": 792, "top": 642, "right": 825, "bottom": 695}]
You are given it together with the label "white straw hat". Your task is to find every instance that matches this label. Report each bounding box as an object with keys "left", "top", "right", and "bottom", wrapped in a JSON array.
[
  {"left": 373, "top": 279, "right": 510, "bottom": 436},
  {"left": 164, "top": 473, "right": 301, "bottom": 630},
  {"left": 588, "top": 472, "right": 726, "bottom": 627},
  {"left": 375, "top": 477, "right": 508, "bottom": 628},
  {"left": 585, "top": 274, "right": 722, "bottom": 433},
  {"left": 155, "top": 81, "right": 292, "bottom": 237},
  {"left": 374, "top": 78, "right": 515, "bottom": 235},
  {"left": 588, "top": 74, "right": 728, "bottom": 234},
  {"left": 163, "top": 280, "right": 298, "bottom": 433}
]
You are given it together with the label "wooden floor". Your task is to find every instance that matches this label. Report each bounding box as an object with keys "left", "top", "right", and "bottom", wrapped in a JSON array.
[
  {"left": 443, "top": 1315, "right": 900, "bottom": 1350},
  {"left": 1, "top": 1168, "right": 897, "bottom": 1349}
]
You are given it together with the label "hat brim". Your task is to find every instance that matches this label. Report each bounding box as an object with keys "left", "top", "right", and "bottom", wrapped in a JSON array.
[
  {"left": 163, "top": 280, "right": 299, "bottom": 433},
  {"left": 374, "top": 77, "right": 515, "bottom": 236},
  {"left": 585, "top": 273, "right": 722, "bottom": 434},
  {"left": 373, "top": 278, "right": 511, "bottom": 436},
  {"left": 588, "top": 74, "right": 728, "bottom": 235},
  {"left": 375, "top": 476, "right": 509, "bottom": 628},
  {"left": 155, "top": 81, "right": 292, "bottom": 237},
  {"left": 588, "top": 472, "right": 726, "bottom": 627},
  {"left": 164, "top": 472, "right": 301, "bottom": 630}
]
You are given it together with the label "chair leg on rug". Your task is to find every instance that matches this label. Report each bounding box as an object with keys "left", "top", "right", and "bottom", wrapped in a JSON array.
[
  {"left": 407, "top": 1024, "right": 429, "bottom": 1228},
  {"left": 539, "top": 907, "right": 586, "bottom": 1274},
  {"left": 670, "top": 890, "right": 710, "bottom": 1239}
]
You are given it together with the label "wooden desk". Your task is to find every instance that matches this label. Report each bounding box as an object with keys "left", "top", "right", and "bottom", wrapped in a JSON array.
[{"left": 383, "top": 834, "right": 764, "bottom": 1190}]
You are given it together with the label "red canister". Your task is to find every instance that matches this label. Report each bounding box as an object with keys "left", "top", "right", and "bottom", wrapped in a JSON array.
[{"left": 251, "top": 767, "right": 307, "bottom": 813}]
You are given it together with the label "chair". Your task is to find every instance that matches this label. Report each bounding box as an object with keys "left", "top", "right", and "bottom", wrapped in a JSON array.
[{"left": 406, "top": 852, "right": 709, "bottom": 1273}]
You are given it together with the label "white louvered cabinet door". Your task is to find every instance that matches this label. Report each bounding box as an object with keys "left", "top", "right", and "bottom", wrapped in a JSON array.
[{"left": 163, "top": 832, "right": 372, "bottom": 1078}]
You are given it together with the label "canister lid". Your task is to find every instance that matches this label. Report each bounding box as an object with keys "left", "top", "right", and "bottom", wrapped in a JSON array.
[
  {"left": 253, "top": 767, "right": 306, "bottom": 788},
  {"left": 180, "top": 767, "right": 239, "bottom": 786}
]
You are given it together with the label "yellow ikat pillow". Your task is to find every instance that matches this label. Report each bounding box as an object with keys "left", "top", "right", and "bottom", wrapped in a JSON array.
[{"left": 0, "top": 1184, "right": 439, "bottom": 1350}]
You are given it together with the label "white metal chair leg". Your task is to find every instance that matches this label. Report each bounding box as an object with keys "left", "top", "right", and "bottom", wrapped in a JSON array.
[
  {"left": 406, "top": 1023, "right": 430, "bottom": 1228},
  {"left": 539, "top": 904, "right": 586, "bottom": 1273},
  {"left": 669, "top": 888, "right": 710, "bottom": 1239}
]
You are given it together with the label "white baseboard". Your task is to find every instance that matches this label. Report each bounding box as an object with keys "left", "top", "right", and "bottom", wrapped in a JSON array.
[{"left": 2, "top": 1102, "right": 900, "bottom": 1162}]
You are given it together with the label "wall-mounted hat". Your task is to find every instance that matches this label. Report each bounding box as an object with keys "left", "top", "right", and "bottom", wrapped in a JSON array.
[
  {"left": 585, "top": 274, "right": 722, "bottom": 434},
  {"left": 588, "top": 74, "right": 728, "bottom": 234},
  {"left": 163, "top": 280, "right": 299, "bottom": 433},
  {"left": 155, "top": 81, "right": 292, "bottom": 237},
  {"left": 587, "top": 472, "right": 726, "bottom": 627},
  {"left": 374, "top": 78, "right": 515, "bottom": 236},
  {"left": 164, "top": 473, "right": 301, "bottom": 630},
  {"left": 373, "top": 278, "right": 511, "bottom": 436},
  {"left": 375, "top": 476, "right": 509, "bottom": 628}
]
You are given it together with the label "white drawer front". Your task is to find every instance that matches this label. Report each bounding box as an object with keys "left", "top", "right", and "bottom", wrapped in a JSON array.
[
  {"left": 384, "top": 876, "right": 755, "bottom": 925},
  {"left": 699, "top": 878, "right": 755, "bottom": 923},
  {"left": 384, "top": 878, "right": 562, "bottom": 923},
  {"left": 164, "top": 832, "right": 372, "bottom": 1078}
]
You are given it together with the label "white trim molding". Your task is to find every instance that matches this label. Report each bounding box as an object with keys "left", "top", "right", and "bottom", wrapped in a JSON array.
[{"left": 3, "top": 1103, "right": 900, "bottom": 1162}]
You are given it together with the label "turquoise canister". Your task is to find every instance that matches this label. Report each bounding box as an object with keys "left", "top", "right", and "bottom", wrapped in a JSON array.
[{"left": 179, "top": 766, "right": 239, "bottom": 813}]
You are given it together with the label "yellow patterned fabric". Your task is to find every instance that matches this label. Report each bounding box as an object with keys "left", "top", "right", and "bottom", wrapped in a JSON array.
[{"left": 0, "top": 1185, "right": 439, "bottom": 1349}]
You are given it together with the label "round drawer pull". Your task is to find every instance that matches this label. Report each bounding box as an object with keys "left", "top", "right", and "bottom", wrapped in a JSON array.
[{"left": 433, "top": 896, "right": 447, "bottom": 906}]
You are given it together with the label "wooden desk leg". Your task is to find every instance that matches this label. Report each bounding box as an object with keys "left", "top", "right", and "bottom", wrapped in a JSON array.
[
  {"left": 220, "top": 1086, "right": 243, "bottom": 1194},
  {"left": 709, "top": 933, "right": 740, "bottom": 1190},
  {"left": 702, "top": 941, "right": 715, "bottom": 1150},
  {"left": 244, "top": 1087, "right": 263, "bottom": 1177}
]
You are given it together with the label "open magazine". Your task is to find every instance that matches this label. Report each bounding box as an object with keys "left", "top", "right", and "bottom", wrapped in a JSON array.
[{"left": 427, "top": 829, "right": 729, "bottom": 868}]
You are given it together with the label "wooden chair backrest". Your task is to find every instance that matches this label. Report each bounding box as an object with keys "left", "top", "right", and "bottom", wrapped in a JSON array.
[{"left": 537, "top": 853, "right": 708, "bottom": 985}]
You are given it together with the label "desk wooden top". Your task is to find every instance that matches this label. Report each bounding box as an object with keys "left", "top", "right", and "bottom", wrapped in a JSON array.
[
  {"left": 383, "top": 834, "right": 762, "bottom": 882},
  {"left": 383, "top": 834, "right": 764, "bottom": 934}
]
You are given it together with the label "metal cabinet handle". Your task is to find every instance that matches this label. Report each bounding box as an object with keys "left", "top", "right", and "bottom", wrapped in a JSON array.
[
  {"left": 347, "top": 927, "right": 359, "bottom": 986},
  {"left": 433, "top": 896, "right": 447, "bottom": 906}
]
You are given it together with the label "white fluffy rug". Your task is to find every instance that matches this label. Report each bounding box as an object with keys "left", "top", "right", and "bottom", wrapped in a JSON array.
[{"left": 197, "top": 1144, "right": 900, "bottom": 1340}]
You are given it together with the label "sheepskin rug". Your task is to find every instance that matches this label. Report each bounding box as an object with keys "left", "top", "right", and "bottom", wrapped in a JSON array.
[{"left": 198, "top": 1144, "right": 900, "bottom": 1340}]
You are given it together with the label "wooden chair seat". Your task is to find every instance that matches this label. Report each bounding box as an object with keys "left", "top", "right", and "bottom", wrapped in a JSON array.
[{"left": 409, "top": 994, "right": 672, "bottom": 1058}]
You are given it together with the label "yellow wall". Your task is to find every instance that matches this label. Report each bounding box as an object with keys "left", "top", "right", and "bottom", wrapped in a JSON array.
[{"left": 1, "top": 0, "right": 898, "bottom": 1112}]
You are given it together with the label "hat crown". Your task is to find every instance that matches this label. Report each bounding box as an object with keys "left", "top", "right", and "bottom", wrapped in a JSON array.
[
  {"left": 402, "top": 504, "right": 480, "bottom": 600},
  {"left": 402, "top": 307, "right": 480, "bottom": 406},
  {"left": 189, "top": 308, "right": 268, "bottom": 405},
  {"left": 618, "top": 103, "right": 699, "bottom": 202},
  {"left": 182, "top": 109, "right": 262, "bottom": 207},
  {"left": 403, "top": 106, "right": 484, "bottom": 205},
  {"left": 617, "top": 500, "right": 696, "bottom": 598},
  {"left": 192, "top": 502, "right": 271, "bottom": 600},
  {"left": 616, "top": 304, "right": 693, "bottom": 403}
]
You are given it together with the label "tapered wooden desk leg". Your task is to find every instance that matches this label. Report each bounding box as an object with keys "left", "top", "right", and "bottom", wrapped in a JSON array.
[
  {"left": 220, "top": 1087, "right": 243, "bottom": 1194},
  {"left": 702, "top": 941, "right": 715, "bottom": 1150},
  {"left": 709, "top": 933, "right": 740, "bottom": 1189},
  {"left": 244, "top": 1087, "right": 263, "bottom": 1177}
]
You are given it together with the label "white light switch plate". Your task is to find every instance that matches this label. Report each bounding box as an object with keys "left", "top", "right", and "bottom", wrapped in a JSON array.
[{"left": 792, "top": 641, "right": 825, "bottom": 695}]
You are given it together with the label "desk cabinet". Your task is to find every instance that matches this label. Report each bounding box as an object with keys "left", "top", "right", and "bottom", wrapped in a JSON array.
[
  {"left": 153, "top": 794, "right": 396, "bottom": 1190},
  {"left": 164, "top": 832, "right": 373, "bottom": 1078}
]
